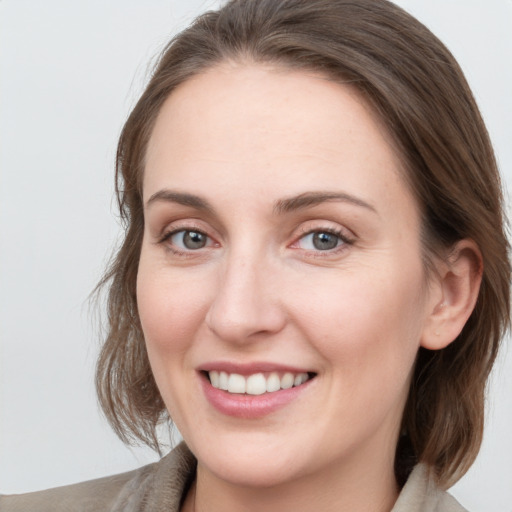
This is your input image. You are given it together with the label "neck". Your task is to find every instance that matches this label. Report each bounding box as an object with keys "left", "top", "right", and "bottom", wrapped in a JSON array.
[{"left": 187, "top": 450, "right": 399, "bottom": 512}]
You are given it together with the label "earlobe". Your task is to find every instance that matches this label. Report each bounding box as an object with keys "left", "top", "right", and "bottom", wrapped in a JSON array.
[{"left": 421, "top": 239, "right": 483, "bottom": 351}]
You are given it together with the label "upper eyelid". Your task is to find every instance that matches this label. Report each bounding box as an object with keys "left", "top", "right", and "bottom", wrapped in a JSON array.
[
  {"left": 156, "top": 219, "right": 216, "bottom": 239},
  {"left": 294, "top": 220, "right": 356, "bottom": 240},
  {"left": 293, "top": 229, "right": 352, "bottom": 249},
  {"left": 157, "top": 228, "right": 218, "bottom": 257},
  {"left": 160, "top": 226, "right": 214, "bottom": 244},
  {"left": 155, "top": 219, "right": 355, "bottom": 247}
]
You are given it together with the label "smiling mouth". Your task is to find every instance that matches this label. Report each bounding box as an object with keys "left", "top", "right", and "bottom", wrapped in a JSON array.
[{"left": 204, "top": 370, "right": 316, "bottom": 395}]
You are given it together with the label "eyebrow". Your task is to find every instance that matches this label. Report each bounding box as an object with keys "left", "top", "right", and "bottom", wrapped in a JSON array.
[
  {"left": 145, "top": 189, "right": 377, "bottom": 216},
  {"left": 274, "top": 191, "right": 377, "bottom": 215},
  {"left": 146, "top": 190, "right": 214, "bottom": 213}
]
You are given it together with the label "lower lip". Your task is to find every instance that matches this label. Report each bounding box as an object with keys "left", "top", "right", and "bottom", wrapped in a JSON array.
[{"left": 200, "top": 374, "right": 313, "bottom": 419}]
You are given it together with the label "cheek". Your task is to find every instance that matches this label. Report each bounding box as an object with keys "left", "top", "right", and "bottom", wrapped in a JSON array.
[
  {"left": 291, "top": 262, "right": 426, "bottom": 384},
  {"left": 136, "top": 258, "right": 214, "bottom": 424},
  {"left": 136, "top": 260, "right": 211, "bottom": 358}
]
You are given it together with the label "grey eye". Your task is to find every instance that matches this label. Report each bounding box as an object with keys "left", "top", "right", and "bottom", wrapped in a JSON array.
[
  {"left": 312, "top": 232, "right": 339, "bottom": 250},
  {"left": 299, "top": 231, "right": 342, "bottom": 251},
  {"left": 171, "top": 230, "right": 208, "bottom": 250}
]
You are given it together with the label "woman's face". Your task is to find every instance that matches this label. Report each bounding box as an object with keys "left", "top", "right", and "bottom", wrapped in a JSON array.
[{"left": 137, "top": 64, "right": 437, "bottom": 487}]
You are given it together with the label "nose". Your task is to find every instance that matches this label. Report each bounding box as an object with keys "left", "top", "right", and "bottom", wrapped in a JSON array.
[{"left": 205, "top": 252, "right": 287, "bottom": 344}]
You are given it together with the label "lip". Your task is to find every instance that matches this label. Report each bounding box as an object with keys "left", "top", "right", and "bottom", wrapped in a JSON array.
[
  {"left": 199, "top": 361, "right": 313, "bottom": 376},
  {"left": 198, "top": 362, "right": 316, "bottom": 419}
]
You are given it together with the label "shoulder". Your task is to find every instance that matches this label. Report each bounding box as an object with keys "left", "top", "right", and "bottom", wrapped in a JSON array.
[
  {"left": 0, "top": 443, "right": 196, "bottom": 512},
  {"left": 393, "top": 464, "right": 468, "bottom": 512},
  {"left": 0, "top": 465, "right": 154, "bottom": 512}
]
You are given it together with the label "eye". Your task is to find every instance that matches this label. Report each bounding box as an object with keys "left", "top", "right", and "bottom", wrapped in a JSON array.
[
  {"left": 297, "top": 230, "right": 346, "bottom": 251},
  {"left": 168, "top": 229, "right": 211, "bottom": 250}
]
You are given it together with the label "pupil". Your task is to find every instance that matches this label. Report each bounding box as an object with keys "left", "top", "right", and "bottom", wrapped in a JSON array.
[
  {"left": 184, "top": 231, "right": 206, "bottom": 249},
  {"left": 313, "top": 232, "right": 338, "bottom": 250}
]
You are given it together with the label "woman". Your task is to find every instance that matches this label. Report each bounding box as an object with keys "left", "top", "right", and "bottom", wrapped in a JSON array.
[{"left": 1, "top": 0, "right": 509, "bottom": 510}]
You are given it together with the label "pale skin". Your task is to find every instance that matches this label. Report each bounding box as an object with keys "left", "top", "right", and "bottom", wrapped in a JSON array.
[{"left": 136, "top": 63, "right": 482, "bottom": 512}]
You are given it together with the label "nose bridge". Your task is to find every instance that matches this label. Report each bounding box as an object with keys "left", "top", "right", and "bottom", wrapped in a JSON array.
[{"left": 205, "top": 246, "right": 285, "bottom": 342}]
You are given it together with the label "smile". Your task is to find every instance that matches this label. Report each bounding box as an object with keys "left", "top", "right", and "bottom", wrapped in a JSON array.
[
  {"left": 207, "top": 371, "right": 311, "bottom": 395},
  {"left": 200, "top": 364, "right": 317, "bottom": 418}
]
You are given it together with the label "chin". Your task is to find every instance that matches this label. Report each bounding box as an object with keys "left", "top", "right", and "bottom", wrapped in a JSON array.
[
  {"left": 203, "top": 450, "right": 305, "bottom": 488},
  {"left": 187, "top": 430, "right": 316, "bottom": 488}
]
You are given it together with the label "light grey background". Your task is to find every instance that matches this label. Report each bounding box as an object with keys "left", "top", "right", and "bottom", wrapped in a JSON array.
[{"left": 1, "top": 1, "right": 511, "bottom": 510}]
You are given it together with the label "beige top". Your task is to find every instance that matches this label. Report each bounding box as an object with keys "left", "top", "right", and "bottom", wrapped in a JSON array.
[{"left": 0, "top": 443, "right": 467, "bottom": 512}]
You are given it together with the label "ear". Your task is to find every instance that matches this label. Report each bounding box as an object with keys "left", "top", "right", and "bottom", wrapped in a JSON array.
[{"left": 421, "top": 239, "right": 483, "bottom": 350}]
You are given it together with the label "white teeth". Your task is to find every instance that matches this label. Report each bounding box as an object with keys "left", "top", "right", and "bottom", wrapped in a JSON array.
[
  {"left": 219, "top": 371, "right": 229, "bottom": 391},
  {"left": 209, "top": 370, "right": 220, "bottom": 388},
  {"left": 266, "top": 372, "right": 281, "bottom": 392},
  {"left": 296, "top": 373, "right": 308, "bottom": 385},
  {"left": 246, "top": 373, "right": 266, "bottom": 395},
  {"left": 208, "top": 370, "right": 310, "bottom": 394},
  {"left": 228, "top": 373, "right": 246, "bottom": 393},
  {"left": 280, "top": 372, "right": 294, "bottom": 389}
]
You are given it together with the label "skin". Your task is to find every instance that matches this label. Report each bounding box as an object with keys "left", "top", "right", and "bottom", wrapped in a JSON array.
[{"left": 136, "top": 63, "right": 478, "bottom": 512}]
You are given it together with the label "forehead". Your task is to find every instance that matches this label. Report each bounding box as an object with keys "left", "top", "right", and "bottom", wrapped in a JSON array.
[
  {"left": 147, "top": 64, "right": 390, "bottom": 165},
  {"left": 144, "top": 63, "right": 414, "bottom": 218}
]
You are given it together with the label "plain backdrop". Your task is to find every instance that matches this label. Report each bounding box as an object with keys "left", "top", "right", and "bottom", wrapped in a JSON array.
[{"left": 1, "top": 1, "right": 511, "bottom": 510}]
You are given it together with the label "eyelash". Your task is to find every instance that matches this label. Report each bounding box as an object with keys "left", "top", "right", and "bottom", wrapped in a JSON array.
[
  {"left": 293, "top": 227, "right": 354, "bottom": 256},
  {"left": 157, "top": 226, "right": 215, "bottom": 257},
  {"left": 157, "top": 226, "right": 354, "bottom": 258}
]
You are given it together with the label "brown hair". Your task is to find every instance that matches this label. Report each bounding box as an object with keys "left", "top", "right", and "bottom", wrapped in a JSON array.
[{"left": 96, "top": 0, "right": 510, "bottom": 487}]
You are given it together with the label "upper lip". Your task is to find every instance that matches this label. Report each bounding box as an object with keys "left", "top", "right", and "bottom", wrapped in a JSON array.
[{"left": 198, "top": 361, "right": 315, "bottom": 376}]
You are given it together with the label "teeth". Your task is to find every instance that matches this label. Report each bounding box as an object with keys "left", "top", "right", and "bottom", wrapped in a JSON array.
[
  {"left": 209, "top": 370, "right": 220, "bottom": 388},
  {"left": 294, "top": 373, "right": 308, "bottom": 386},
  {"left": 246, "top": 373, "right": 266, "bottom": 395},
  {"left": 266, "top": 372, "right": 281, "bottom": 392},
  {"left": 228, "top": 373, "right": 246, "bottom": 393},
  {"left": 208, "top": 370, "right": 310, "bottom": 394},
  {"left": 219, "top": 371, "right": 229, "bottom": 390},
  {"left": 281, "top": 372, "right": 294, "bottom": 389}
]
